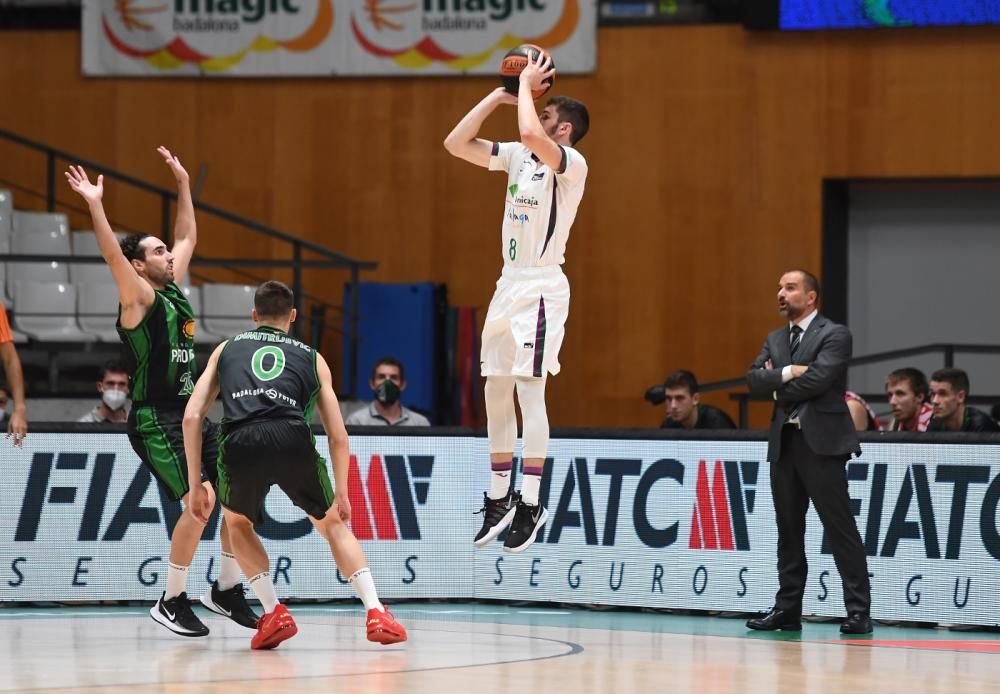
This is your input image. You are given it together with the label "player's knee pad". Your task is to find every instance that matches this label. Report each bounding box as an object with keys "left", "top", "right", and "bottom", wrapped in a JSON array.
[
  {"left": 515, "top": 377, "right": 549, "bottom": 459},
  {"left": 485, "top": 376, "right": 517, "bottom": 454}
]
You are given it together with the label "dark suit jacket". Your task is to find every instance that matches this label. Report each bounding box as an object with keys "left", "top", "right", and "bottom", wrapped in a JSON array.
[{"left": 746, "top": 314, "right": 860, "bottom": 462}]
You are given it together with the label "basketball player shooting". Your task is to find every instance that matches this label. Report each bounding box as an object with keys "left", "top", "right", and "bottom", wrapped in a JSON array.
[{"left": 443, "top": 50, "right": 590, "bottom": 553}]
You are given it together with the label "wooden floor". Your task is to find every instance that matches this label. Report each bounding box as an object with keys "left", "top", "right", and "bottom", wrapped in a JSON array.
[{"left": 2, "top": 604, "right": 999, "bottom": 693}]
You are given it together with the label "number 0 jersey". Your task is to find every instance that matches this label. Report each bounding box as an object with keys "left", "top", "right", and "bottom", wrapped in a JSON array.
[
  {"left": 489, "top": 142, "right": 588, "bottom": 269},
  {"left": 217, "top": 326, "right": 320, "bottom": 432}
]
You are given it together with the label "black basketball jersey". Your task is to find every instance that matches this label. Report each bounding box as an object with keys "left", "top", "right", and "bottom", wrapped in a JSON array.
[
  {"left": 218, "top": 326, "right": 320, "bottom": 432},
  {"left": 117, "top": 283, "right": 197, "bottom": 404}
]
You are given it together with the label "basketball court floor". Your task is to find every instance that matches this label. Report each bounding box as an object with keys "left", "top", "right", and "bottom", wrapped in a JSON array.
[{"left": 2, "top": 603, "right": 998, "bottom": 693}]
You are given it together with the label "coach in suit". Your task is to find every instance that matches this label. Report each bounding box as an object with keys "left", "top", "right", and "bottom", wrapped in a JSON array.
[{"left": 745, "top": 269, "right": 872, "bottom": 635}]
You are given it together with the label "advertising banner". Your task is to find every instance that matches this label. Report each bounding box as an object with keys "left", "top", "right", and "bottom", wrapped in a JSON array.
[
  {"left": 4, "top": 433, "right": 999, "bottom": 625},
  {"left": 82, "top": 0, "right": 596, "bottom": 76}
]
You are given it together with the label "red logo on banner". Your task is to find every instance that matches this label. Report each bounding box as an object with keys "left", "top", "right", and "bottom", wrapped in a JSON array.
[
  {"left": 689, "top": 460, "right": 736, "bottom": 550},
  {"left": 347, "top": 455, "right": 399, "bottom": 540}
]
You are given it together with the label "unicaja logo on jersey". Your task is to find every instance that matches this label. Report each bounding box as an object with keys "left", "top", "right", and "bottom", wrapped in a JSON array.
[
  {"left": 688, "top": 459, "right": 758, "bottom": 551},
  {"left": 347, "top": 454, "right": 433, "bottom": 540}
]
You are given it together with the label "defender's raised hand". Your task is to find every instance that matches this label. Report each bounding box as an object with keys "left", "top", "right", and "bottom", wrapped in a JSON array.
[
  {"left": 65, "top": 165, "right": 104, "bottom": 204},
  {"left": 157, "top": 145, "right": 189, "bottom": 184}
]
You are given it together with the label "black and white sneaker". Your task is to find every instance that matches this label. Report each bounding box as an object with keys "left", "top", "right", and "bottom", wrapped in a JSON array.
[
  {"left": 150, "top": 592, "right": 209, "bottom": 637},
  {"left": 200, "top": 581, "right": 259, "bottom": 629},
  {"left": 473, "top": 491, "right": 517, "bottom": 548},
  {"left": 502, "top": 498, "right": 548, "bottom": 553}
]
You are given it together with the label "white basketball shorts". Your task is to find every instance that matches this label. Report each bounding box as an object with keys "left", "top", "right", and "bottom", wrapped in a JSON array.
[{"left": 481, "top": 265, "right": 570, "bottom": 378}]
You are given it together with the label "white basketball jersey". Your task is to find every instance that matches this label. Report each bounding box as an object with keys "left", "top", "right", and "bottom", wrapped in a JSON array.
[{"left": 489, "top": 142, "right": 588, "bottom": 268}]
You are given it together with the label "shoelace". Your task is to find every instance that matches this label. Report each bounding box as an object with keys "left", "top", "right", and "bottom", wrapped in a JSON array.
[{"left": 474, "top": 495, "right": 511, "bottom": 525}]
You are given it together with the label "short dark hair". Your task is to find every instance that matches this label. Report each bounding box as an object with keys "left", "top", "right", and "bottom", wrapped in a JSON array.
[
  {"left": 120, "top": 233, "right": 150, "bottom": 263},
  {"left": 663, "top": 369, "right": 699, "bottom": 395},
  {"left": 784, "top": 268, "right": 821, "bottom": 300},
  {"left": 931, "top": 368, "right": 970, "bottom": 396},
  {"left": 98, "top": 360, "right": 128, "bottom": 381},
  {"left": 886, "top": 368, "right": 929, "bottom": 398},
  {"left": 254, "top": 280, "right": 295, "bottom": 319},
  {"left": 371, "top": 356, "right": 405, "bottom": 382},
  {"left": 547, "top": 96, "right": 590, "bottom": 145}
]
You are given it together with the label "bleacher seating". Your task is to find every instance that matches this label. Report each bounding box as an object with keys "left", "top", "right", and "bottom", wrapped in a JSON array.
[
  {"left": 69, "top": 231, "right": 116, "bottom": 284},
  {"left": 13, "top": 281, "right": 94, "bottom": 343},
  {"left": 7, "top": 215, "right": 70, "bottom": 299},
  {"left": 76, "top": 283, "right": 120, "bottom": 342},
  {"left": 201, "top": 283, "right": 257, "bottom": 338},
  {"left": 0, "top": 189, "right": 274, "bottom": 391}
]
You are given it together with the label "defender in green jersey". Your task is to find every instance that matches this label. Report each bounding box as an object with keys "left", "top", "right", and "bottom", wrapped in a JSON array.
[
  {"left": 183, "top": 281, "right": 407, "bottom": 650},
  {"left": 67, "top": 151, "right": 256, "bottom": 638}
]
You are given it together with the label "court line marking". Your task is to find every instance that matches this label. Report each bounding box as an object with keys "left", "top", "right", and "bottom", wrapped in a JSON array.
[{"left": 7, "top": 623, "right": 585, "bottom": 692}]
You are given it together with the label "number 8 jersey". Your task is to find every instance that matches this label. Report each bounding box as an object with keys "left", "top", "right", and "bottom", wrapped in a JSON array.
[
  {"left": 217, "top": 326, "right": 320, "bottom": 433},
  {"left": 489, "top": 142, "right": 588, "bottom": 268}
]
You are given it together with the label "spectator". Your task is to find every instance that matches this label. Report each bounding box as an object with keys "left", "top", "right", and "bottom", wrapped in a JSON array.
[
  {"left": 844, "top": 391, "right": 881, "bottom": 431},
  {"left": 78, "top": 361, "right": 130, "bottom": 423},
  {"left": 659, "top": 370, "right": 735, "bottom": 430},
  {"left": 927, "top": 368, "right": 999, "bottom": 432},
  {"left": 885, "top": 368, "right": 933, "bottom": 432},
  {"left": 0, "top": 304, "right": 27, "bottom": 446},
  {"left": 0, "top": 385, "right": 9, "bottom": 428},
  {"left": 345, "top": 356, "right": 430, "bottom": 426}
]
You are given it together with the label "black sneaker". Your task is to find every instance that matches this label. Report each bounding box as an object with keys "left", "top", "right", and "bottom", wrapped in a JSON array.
[
  {"left": 473, "top": 491, "right": 517, "bottom": 548},
  {"left": 150, "top": 592, "right": 209, "bottom": 637},
  {"left": 200, "top": 580, "right": 259, "bottom": 629},
  {"left": 502, "top": 498, "right": 548, "bottom": 553}
]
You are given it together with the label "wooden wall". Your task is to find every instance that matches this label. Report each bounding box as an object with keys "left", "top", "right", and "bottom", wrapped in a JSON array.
[{"left": 2, "top": 25, "right": 1000, "bottom": 427}]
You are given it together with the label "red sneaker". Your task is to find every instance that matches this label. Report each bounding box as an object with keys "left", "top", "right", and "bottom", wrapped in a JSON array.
[
  {"left": 366, "top": 607, "right": 407, "bottom": 645},
  {"left": 251, "top": 604, "right": 298, "bottom": 650}
]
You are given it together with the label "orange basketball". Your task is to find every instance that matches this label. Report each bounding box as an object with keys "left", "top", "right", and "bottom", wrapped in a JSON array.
[{"left": 499, "top": 44, "right": 555, "bottom": 100}]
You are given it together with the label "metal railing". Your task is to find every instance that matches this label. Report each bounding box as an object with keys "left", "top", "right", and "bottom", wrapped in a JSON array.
[
  {"left": 657, "top": 344, "right": 1000, "bottom": 428},
  {"left": 0, "top": 128, "right": 377, "bottom": 397}
]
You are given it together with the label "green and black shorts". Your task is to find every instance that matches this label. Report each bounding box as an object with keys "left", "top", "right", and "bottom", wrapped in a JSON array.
[
  {"left": 217, "top": 418, "right": 334, "bottom": 526},
  {"left": 127, "top": 404, "right": 220, "bottom": 502}
]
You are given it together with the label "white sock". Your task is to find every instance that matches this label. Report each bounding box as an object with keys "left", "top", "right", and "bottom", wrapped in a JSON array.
[
  {"left": 520, "top": 475, "right": 541, "bottom": 506},
  {"left": 218, "top": 552, "right": 241, "bottom": 591},
  {"left": 489, "top": 470, "right": 512, "bottom": 499},
  {"left": 165, "top": 562, "right": 188, "bottom": 600},
  {"left": 249, "top": 571, "right": 279, "bottom": 613},
  {"left": 349, "top": 568, "right": 384, "bottom": 612}
]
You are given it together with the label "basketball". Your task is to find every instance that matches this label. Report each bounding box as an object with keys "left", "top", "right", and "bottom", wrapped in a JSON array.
[{"left": 499, "top": 44, "right": 555, "bottom": 99}]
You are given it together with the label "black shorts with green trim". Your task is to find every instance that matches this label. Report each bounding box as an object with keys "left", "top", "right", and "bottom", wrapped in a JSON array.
[
  {"left": 127, "top": 404, "right": 220, "bottom": 502},
  {"left": 217, "top": 417, "right": 333, "bottom": 526}
]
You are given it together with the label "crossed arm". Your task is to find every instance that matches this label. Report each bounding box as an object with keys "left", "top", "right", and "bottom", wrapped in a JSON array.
[{"left": 746, "top": 328, "right": 852, "bottom": 403}]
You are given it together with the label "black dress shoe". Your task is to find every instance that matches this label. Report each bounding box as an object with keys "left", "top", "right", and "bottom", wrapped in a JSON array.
[
  {"left": 746, "top": 608, "right": 802, "bottom": 631},
  {"left": 840, "top": 612, "right": 873, "bottom": 634}
]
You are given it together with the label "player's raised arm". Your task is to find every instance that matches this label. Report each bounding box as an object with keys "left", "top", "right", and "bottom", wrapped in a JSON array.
[
  {"left": 157, "top": 146, "right": 197, "bottom": 284},
  {"left": 517, "top": 52, "right": 562, "bottom": 171},
  {"left": 65, "top": 165, "right": 155, "bottom": 310},
  {"left": 443, "top": 88, "right": 518, "bottom": 167}
]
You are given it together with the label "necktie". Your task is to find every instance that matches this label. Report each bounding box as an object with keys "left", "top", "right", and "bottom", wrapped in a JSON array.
[
  {"left": 789, "top": 325, "right": 803, "bottom": 362},
  {"left": 787, "top": 325, "right": 803, "bottom": 421}
]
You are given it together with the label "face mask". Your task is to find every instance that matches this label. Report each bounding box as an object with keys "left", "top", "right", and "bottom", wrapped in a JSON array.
[
  {"left": 102, "top": 389, "right": 128, "bottom": 411},
  {"left": 374, "top": 380, "right": 400, "bottom": 406}
]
